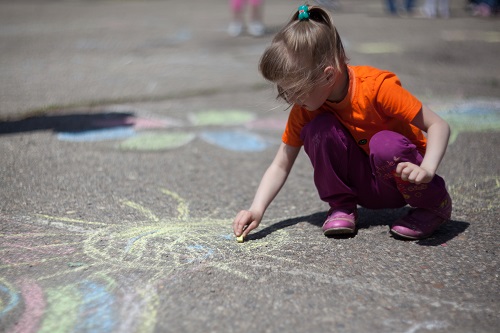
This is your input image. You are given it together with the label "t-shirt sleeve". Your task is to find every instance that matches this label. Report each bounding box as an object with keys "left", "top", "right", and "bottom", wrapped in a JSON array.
[
  {"left": 375, "top": 72, "right": 422, "bottom": 122},
  {"left": 282, "top": 104, "right": 306, "bottom": 147}
]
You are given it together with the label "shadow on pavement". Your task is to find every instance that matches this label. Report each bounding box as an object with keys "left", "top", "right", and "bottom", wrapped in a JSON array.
[
  {"left": 0, "top": 112, "right": 134, "bottom": 135},
  {"left": 415, "top": 219, "right": 470, "bottom": 246},
  {"left": 247, "top": 211, "right": 326, "bottom": 241},
  {"left": 249, "top": 208, "right": 469, "bottom": 245}
]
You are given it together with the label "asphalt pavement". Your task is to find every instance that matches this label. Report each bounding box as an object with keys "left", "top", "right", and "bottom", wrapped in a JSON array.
[{"left": 0, "top": 1, "right": 499, "bottom": 332}]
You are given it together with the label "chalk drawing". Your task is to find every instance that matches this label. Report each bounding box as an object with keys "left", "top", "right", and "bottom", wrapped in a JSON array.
[
  {"left": 448, "top": 176, "right": 499, "bottom": 211},
  {"left": 117, "top": 284, "right": 159, "bottom": 333},
  {"left": 91, "top": 115, "right": 181, "bottom": 130},
  {"left": 355, "top": 42, "right": 403, "bottom": 54},
  {"left": 4, "top": 276, "right": 144, "bottom": 333},
  {"left": 0, "top": 279, "right": 19, "bottom": 319},
  {"left": 57, "top": 127, "right": 135, "bottom": 142},
  {"left": 74, "top": 281, "right": 116, "bottom": 332},
  {"left": 0, "top": 188, "right": 295, "bottom": 332},
  {"left": 79, "top": 189, "right": 293, "bottom": 282},
  {"left": 189, "top": 109, "right": 256, "bottom": 126},
  {"left": 1, "top": 175, "right": 498, "bottom": 332},
  {"left": 119, "top": 132, "right": 196, "bottom": 151},
  {"left": 441, "top": 30, "right": 500, "bottom": 43},
  {"left": 0, "top": 237, "right": 77, "bottom": 268},
  {"left": 11, "top": 280, "right": 46, "bottom": 333},
  {"left": 36, "top": 284, "right": 80, "bottom": 333},
  {"left": 431, "top": 98, "right": 500, "bottom": 144},
  {"left": 1, "top": 189, "right": 293, "bottom": 285},
  {"left": 246, "top": 117, "right": 288, "bottom": 131},
  {"left": 53, "top": 98, "right": 500, "bottom": 151},
  {"left": 55, "top": 108, "right": 284, "bottom": 152},
  {"left": 199, "top": 130, "right": 270, "bottom": 152}
]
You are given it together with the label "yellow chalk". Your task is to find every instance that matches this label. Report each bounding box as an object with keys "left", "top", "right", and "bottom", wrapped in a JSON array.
[{"left": 236, "top": 235, "right": 244, "bottom": 243}]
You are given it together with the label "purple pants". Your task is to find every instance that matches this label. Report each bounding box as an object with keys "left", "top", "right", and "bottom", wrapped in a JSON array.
[{"left": 300, "top": 113, "right": 450, "bottom": 216}]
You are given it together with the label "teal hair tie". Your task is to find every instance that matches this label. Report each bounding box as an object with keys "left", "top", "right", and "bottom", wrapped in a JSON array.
[{"left": 298, "top": 5, "right": 310, "bottom": 20}]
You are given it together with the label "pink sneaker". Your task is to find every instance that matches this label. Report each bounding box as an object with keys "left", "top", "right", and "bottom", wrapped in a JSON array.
[
  {"left": 322, "top": 209, "right": 357, "bottom": 236},
  {"left": 391, "top": 194, "right": 452, "bottom": 240}
]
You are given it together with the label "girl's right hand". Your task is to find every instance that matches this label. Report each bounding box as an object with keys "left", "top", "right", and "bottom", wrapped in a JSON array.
[{"left": 233, "top": 210, "right": 262, "bottom": 238}]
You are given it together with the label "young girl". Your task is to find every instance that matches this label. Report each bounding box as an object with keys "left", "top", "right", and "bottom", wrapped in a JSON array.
[{"left": 233, "top": 5, "right": 452, "bottom": 240}]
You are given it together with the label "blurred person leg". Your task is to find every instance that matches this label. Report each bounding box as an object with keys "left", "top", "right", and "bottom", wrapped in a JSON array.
[
  {"left": 228, "top": 0, "right": 245, "bottom": 37},
  {"left": 248, "top": 0, "right": 265, "bottom": 37},
  {"left": 386, "top": 0, "right": 399, "bottom": 14},
  {"left": 422, "top": 0, "right": 437, "bottom": 17},
  {"left": 405, "top": 0, "right": 415, "bottom": 13}
]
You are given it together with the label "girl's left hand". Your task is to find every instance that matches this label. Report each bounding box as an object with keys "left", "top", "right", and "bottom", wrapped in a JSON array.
[{"left": 395, "top": 162, "right": 435, "bottom": 184}]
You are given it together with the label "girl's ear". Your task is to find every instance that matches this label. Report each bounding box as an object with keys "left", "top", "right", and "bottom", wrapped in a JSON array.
[{"left": 324, "top": 66, "right": 336, "bottom": 81}]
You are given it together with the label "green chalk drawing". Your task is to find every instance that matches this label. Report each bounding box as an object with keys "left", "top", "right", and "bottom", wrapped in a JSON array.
[
  {"left": 119, "top": 132, "right": 196, "bottom": 151},
  {"left": 67, "top": 262, "right": 86, "bottom": 268},
  {"left": 441, "top": 30, "right": 500, "bottom": 43},
  {"left": 355, "top": 42, "right": 403, "bottom": 54},
  {"left": 38, "top": 285, "right": 81, "bottom": 333},
  {"left": 189, "top": 110, "right": 256, "bottom": 126}
]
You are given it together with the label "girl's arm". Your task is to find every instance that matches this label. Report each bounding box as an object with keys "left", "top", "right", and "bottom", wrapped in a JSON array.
[
  {"left": 396, "top": 104, "right": 450, "bottom": 184},
  {"left": 233, "top": 142, "right": 301, "bottom": 238}
]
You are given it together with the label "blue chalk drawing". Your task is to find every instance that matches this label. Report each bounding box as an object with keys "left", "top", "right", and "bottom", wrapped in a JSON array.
[
  {"left": 199, "top": 130, "right": 270, "bottom": 152},
  {"left": 186, "top": 244, "right": 214, "bottom": 263},
  {"left": 0, "top": 282, "right": 20, "bottom": 318},
  {"left": 58, "top": 127, "right": 135, "bottom": 142},
  {"left": 125, "top": 230, "right": 160, "bottom": 254},
  {"left": 75, "top": 281, "right": 116, "bottom": 333}
]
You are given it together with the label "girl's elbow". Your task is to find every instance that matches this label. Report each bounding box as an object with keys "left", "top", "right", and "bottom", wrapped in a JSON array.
[{"left": 441, "top": 120, "right": 451, "bottom": 138}]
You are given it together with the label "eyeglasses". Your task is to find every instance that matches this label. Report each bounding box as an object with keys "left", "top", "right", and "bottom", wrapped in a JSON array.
[{"left": 277, "top": 85, "right": 309, "bottom": 105}]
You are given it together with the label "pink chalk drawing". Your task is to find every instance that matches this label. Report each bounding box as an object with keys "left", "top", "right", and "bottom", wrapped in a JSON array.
[
  {"left": 1, "top": 240, "right": 76, "bottom": 267},
  {"left": 10, "top": 280, "right": 46, "bottom": 333}
]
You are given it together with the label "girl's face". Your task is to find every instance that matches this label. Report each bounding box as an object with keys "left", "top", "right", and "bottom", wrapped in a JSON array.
[{"left": 279, "top": 67, "right": 342, "bottom": 111}]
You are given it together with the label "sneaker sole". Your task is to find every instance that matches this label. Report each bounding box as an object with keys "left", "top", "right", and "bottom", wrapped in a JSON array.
[
  {"left": 323, "top": 227, "right": 355, "bottom": 236},
  {"left": 390, "top": 229, "right": 422, "bottom": 240}
]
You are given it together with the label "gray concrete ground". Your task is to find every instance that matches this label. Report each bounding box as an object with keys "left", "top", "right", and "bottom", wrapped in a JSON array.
[{"left": 0, "top": 0, "right": 499, "bottom": 332}]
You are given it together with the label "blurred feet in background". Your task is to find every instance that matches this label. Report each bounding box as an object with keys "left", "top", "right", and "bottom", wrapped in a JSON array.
[
  {"left": 227, "top": 0, "right": 265, "bottom": 37},
  {"left": 386, "top": 0, "right": 416, "bottom": 16},
  {"left": 420, "top": 0, "right": 450, "bottom": 18}
]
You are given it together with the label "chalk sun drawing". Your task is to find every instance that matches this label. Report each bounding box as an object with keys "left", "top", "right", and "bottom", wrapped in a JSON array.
[
  {"left": 57, "top": 108, "right": 286, "bottom": 152},
  {"left": 79, "top": 188, "right": 295, "bottom": 281},
  {"left": 1, "top": 188, "right": 297, "bottom": 283}
]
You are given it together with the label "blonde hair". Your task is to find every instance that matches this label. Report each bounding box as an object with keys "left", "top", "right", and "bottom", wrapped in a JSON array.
[{"left": 259, "top": 5, "right": 348, "bottom": 102}]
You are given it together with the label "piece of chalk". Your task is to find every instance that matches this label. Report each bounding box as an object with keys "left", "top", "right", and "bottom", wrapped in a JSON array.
[{"left": 236, "top": 235, "right": 244, "bottom": 243}]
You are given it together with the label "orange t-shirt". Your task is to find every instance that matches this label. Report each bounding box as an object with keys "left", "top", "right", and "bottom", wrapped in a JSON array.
[{"left": 282, "top": 65, "right": 427, "bottom": 155}]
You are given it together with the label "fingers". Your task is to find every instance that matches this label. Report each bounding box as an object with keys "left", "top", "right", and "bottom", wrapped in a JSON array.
[
  {"left": 396, "top": 162, "right": 417, "bottom": 183},
  {"left": 233, "top": 210, "right": 253, "bottom": 237},
  {"left": 242, "top": 221, "right": 258, "bottom": 238},
  {"left": 396, "top": 162, "right": 432, "bottom": 184}
]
